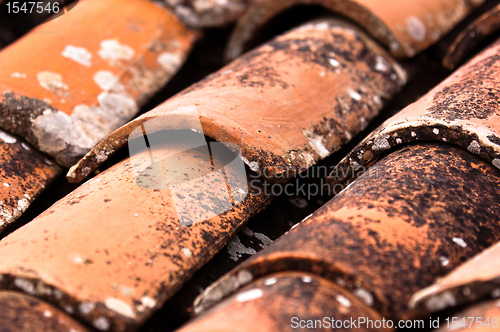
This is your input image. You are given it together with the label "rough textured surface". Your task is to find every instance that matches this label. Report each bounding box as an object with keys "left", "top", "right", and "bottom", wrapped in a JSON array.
[
  {"left": 0, "top": 132, "right": 272, "bottom": 331},
  {"left": 0, "top": 291, "right": 90, "bottom": 332},
  {"left": 329, "top": 37, "right": 500, "bottom": 186},
  {"left": 225, "top": 0, "right": 481, "bottom": 61},
  {"left": 0, "top": 0, "right": 197, "bottom": 167},
  {"left": 68, "top": 18, "right": 405, "bottom": 183},
  {"left": 0, "top": 129, "right": 61, "bottom": 232},
  {"left": 161, "top": 0, "right": 257, "bottom": 28},
  {"left": 437, "top": 300, "right": 500, "bottom": 332},
  {"left": 442, "top": 3, "right": 500, "bottom": 69},
  {"left": 410, "top": 239, "right": 500, "bottom": 316},
  {"left": 178, "top": 272, "right": 387, "bottom": 332},
  {"left": 194, "top": 143, "right": 500, "bottom": 321}
]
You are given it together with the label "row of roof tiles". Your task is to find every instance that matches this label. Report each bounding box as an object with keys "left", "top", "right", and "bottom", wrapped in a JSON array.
[{"left": 0, "top": 0, "right": 499, "bottom": 331}]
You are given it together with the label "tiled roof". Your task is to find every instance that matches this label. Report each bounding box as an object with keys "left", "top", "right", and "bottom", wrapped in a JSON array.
[{"left": 0, "top": 0, "right": 499, "bottom": 331}]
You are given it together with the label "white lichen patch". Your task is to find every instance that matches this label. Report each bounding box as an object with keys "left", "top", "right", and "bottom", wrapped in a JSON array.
[
  {"left": 493, "top": 158, "right": 500, "bottom": 169},
  {"left": 264, "top": 277, "right": 277, "bottom": 286},
  {"left": 62, "top": 45, "right": 92, "bottom": 67},
  {"left": 141, "top": 296, "right": 156, "bottom": 308},
  {"left": 181, "top": 247, "right": 192, "bottom": 258},
  {"left": 348, "top": 88, "right": 362, "bottom": 101},
  {"left": 16, "top": 198, "right": 29, "bottom": 212},
  {"left": 98, "top": 40, "right": 135, "bottom": 62},
  {"left": 79, "top": 301, "right": 95, "bottom": 315},
  {"left": 33, "top": 111, "right": 95, "bottom": 155},
  {"left": 14, "top": 278, "right": 35, "bottom": 294},
  {"left": 157, "top": 52, "right": 184, "bottom": 73},
  {"left": 240, "top": 156, "right": 259, "bottom": 173},
  {"left": 452, "top": 237, "right": 467, "bottom": 248},
  {"left": 302, "top": 276, "right": 312, "bottom": 283},
  {"left": 354, "top": 288, "right": 374, "bottom": 306},
  {"left": 0, "top": 130, "right": 17, "bottom": 143},
  {"left": 425, "top": 291, "right": 456, "bottom": 312},
  {"left": 227, "top": 236, "right": 256, "bottom": 261},
  {"left": 329, "top": 57, "right": 339, "bottom": 67},
  {"left": 93, "top": 71, "right": 122, "bottom": 91},
  {"left": 336, "top": 295, "right": 352, "bottom": 308},
  {"left": 0, "top": 207, "right": 12, "bottom": 224},
  {"left": 93, "top": 316, "right": 110, "bottom": 331},
  {"left": 336, "top": 278, "right": 346, "bottom": 287},
  {"left": 439, "top": 256, "right": 450, "bottom": 267},
  {"left": 37, "top": 71, "right": 68, "bottom": 94},
  {"left": 105, "top": 298, "right": 136, "bottom": 318},
  {"left": 32, "top": 90, "right": 137, "bottom": 164},
  {"left": 372, "top": 138, "right": 390, "bottom": 151},
  {"left": 303, "top": 130, "right": 329, "bottom": 158},
  {"left": 374, "top": 56, "right": 390, "bottom": 72},
  {"left": 467, "top": 140, "right": 481, "bottom": 154},
  {"left": 236, "top": 289, "right": 263, "bottom": 302},
  {"left": 406, "top": 16, "right": 427, "bottom": 42}
]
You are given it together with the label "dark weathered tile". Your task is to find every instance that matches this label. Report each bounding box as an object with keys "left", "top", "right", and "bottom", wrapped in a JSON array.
[
  {"left": 195, "top": 143, "right": 500, "bottom": 320},
  {"left": 330, "top": 37, "right": 500, "bottom": 186},
  {"left": 442, "top": 2, "right": 500, "bottom": 69},
  {"left": 0, "top": 291, "right": 90, "bottom": 332},
  {"left": 0, "top": 129, "right": 61, "bottom": 232},
  {"left": 178, "top": 272, "right": 388, "bottom": 332},
  {"left": 411, "top": 239, "right": 500, "bottom": 316}
]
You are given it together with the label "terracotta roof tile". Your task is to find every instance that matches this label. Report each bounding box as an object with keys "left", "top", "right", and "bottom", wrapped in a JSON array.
[
  {"left": 329, "top": 36, "right": 500, "bottom": 186},
  {"left": 177, "top": 272, "right": 387, "bottom": 332},
  {"left": 0, "top": 129, "right": 61, "bottom": 232},
  {"left": 68, "top": 18, "right": 406, "bottom": 183},
  {"left": 0, "top": 0, "right": 197, "bottom": 167},
  {"left": 225, "top": 0, "right": 484, "bottom": 61},
  {"left": 442, "top": 2, "right": 500, "bottom": 69},
  {"left": 0, "top": 291, "right": 90, "bottom": 332},
  {"left": 0, "top": 139, "right": 271, "bottom": 330},
  {"left": 193, "top": 143, "right": 500, "bottom": 320},
  {"left": 410, "top": 238, "right": 500, "bottom": 315}
]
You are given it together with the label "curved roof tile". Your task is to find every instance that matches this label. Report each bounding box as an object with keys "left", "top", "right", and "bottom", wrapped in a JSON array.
[
  {"left": 68, "top": 19, "right": 405, "bottom": 183},
  {"left": 225, "top": 0, "right": 484, "bottom": 61},
  {"left": 0, "top": 0, "right": 197, "bottom": 167}
]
